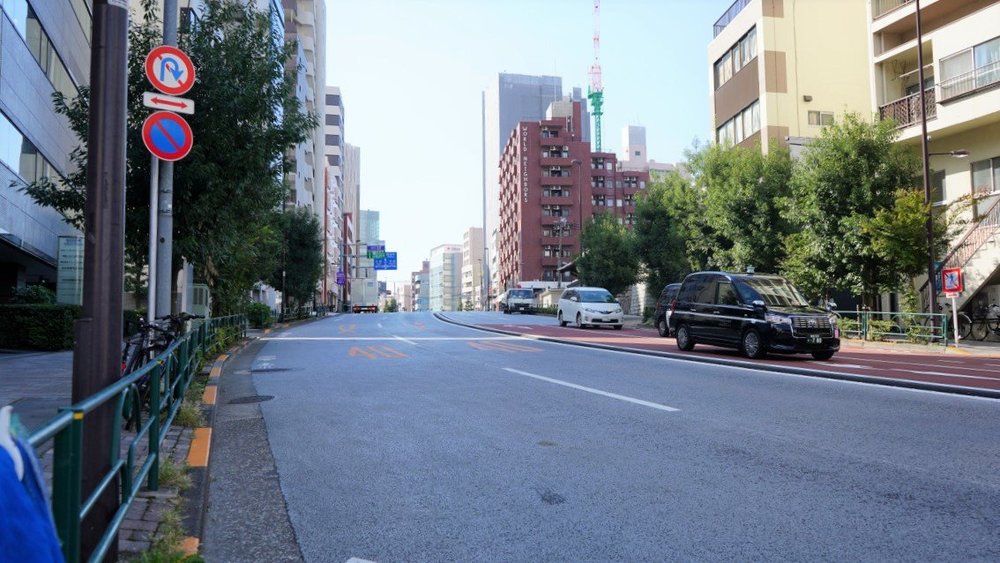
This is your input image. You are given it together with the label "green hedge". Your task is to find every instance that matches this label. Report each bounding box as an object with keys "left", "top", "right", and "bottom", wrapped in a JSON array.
[
  {"left": 246, "top": 302, "right": 273, "bottom": 328},
  {"left": 0, "top": 304, "right": 82, "bottom": 350}
]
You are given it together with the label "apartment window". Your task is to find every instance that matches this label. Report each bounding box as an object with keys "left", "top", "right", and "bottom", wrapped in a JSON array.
[
  {"left": 68, "top": 0, "right": 92, "bottom": 43},
  {"left": 0, "top": 110, "right": 62, "bottom": 186},
  {"left": 8, "top": 6, "right": 79, "bottom": 99},
  {"left": 808, "top": 111, "right": 835, "bottom": 126},
  {"left": 325, "top": 114, "right": 341, "bottom": 126},
  {"left": 971, "top": 156, "right": 1000, "bottom": 195},
  {"left": 715, "top": 26, "right": 757, "bottom": 89},
  {"left": 542, "top": 187, "right": 567, "bottom": 197},
  {"left": 543, "top": 205, "right": 567, "bottom": 217},
  {"left": 325, "top": 134, "right": 341, "bottom": 146},
  {"left": 940, "top": 36, "right": 1000, "bottom": 100},
  {"left": 930, "top": 169, "right": 945, "bottom": 203},
  {"left": 716, "top": 100, "right": 760, "bottom": 145},
  {"left": 327, "top": 154, "right": 340, "bottom": 167},
  {"left": 325, "top": 94, "right": 342, "bottom": 106}
]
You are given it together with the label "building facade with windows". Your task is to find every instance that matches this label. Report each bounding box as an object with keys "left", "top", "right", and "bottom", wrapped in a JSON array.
[
  {"left": 708, "top": 0, "right": 871, "bottom": 154},
  {"left": 460, "top": 227, "right": 484, "bottom": 309},
  {"left": 869, "top": 0, "right": 1000, "bottom": 313},
  {"left": 0, "top": 0, "right": 90, "bottom": 301},
  {"left": 496, "top": 100, "right": 649, "bottom": 292},
  {"left": 411, "top": 260, "right": 429, "bottom": 312},
  {"left": 428, "top": 245, "right": 461, "bottom": 311}
]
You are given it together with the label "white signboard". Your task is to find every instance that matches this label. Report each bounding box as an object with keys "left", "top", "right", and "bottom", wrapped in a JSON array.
[{"left": 56, "top": 236, "right": 84, "bottom": 305}]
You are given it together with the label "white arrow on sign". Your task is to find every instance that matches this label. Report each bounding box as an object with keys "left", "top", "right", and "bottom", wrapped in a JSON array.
[{"left": 142, "top": 92, "right": 195, "bottom": 115}]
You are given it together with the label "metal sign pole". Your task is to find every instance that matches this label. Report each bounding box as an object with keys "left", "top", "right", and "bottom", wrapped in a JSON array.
[
  {"left": 155, "top": 0, "right": 179, "bottom": 315},
  {"left": 951, "top": 295, "right": 960, "bottom": 348},
  {"left": 148, "top": 154, "right": 159, "bottom": 322}
]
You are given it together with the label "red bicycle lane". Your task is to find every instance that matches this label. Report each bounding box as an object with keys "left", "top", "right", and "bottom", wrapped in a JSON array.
[{"left": 471, "top": 321, "right": 1000, "bottom": 396}]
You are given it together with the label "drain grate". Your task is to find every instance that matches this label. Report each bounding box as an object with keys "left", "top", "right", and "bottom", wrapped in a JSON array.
[{"left": 229, "top": 395, "right": 274, "bottom": 404}]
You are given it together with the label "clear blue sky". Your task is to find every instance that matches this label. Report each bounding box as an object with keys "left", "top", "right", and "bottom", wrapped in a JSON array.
[{"left": 326, "top": 0, "right": 730, "bottom": 283}]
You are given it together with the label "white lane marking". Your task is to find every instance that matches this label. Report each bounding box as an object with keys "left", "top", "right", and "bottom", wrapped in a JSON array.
[
  {"left": 810, "top": 362, "right": 870, "bottom": 369},
  {"left": 394, "top": 335, "right": 417, "bottom": 346},
  {"left": 262, "top": 336, "right": 527, "bottom": 341},
  {"left": 377, "top": 323, "right": 383, "bottom": 328},
  {"left": 502, "top": 368, "right": 679, "bottom": 412},
  {"left": 346, "top": 558, "right": 376, "bottom": 563},
  {"left": 906, "top": 370, "right": 1000, "bottom": 382}
]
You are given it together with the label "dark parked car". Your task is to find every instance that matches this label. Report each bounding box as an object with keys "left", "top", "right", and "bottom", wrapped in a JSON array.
[
  {"left": 669, "top": 271, "right": 839, "bottom": 360},
  {"left": 653, "top": 283, "right": 681, "bottom": 337}
]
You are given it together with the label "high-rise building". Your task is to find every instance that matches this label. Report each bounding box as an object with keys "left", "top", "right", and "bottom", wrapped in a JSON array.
[
  {"left": 323, "top": 87, "right": 345, "bottom": 306},
  {"left": 868, "top": 0, "right": 1000, "bottom": 312},
  {"left": 619, "top": 125, "right": 678, "bottom": 177},
  {"left": 496, "top": 100, "right": 649, "bottom": 290},
  {"left": 1, "top": 0, "right": 89, "bottom": 302},
  {"left": 283, "top": 0, "right": 326, "bottom": 212},
  {"left": 428, "top": 244, "right": 462, "bottom": 311},
  {"left": 482, "top": 74, "right": 565, "bottom": 303},
  {"left": 411, "top": 260, "right": 430, "bottom": 311},
  {"left": 708, "top": 0, "right": 871, "bottom": 155},
  {"left": 461, "top": 227, "right": 484, "bottom": 309}
]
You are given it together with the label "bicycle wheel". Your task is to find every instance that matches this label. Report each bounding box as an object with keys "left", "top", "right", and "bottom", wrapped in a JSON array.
[
  {"left": 971, "top": 319, "right": 990, "bottom": 341},
  {"left": 989, "top": 316, "right": 1000, "bottom": 334}
]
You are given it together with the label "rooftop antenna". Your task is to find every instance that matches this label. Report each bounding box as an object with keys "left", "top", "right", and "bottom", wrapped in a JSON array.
[{"left": 588, "top": 0, "right": 604, "bottom": 152}]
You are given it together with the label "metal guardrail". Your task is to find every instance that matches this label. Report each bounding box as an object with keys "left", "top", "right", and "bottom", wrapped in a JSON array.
[
  {"left": 918, "top": 195, "right": 1000, "bottom": 300},
  {"left": 27, "top": 314, "right": 246, "bottom": 563},
  {"left": 834, "top": 309, "right": 949, "bottom": 346},
  {"left": 879, "top": 87, "right": 936, "bottom": 128},
  {"left": 872, "top": 0, "right": 913, "bottom": 19},
  {"left": 940, "top": 60, "right": 1000, "bottom": 102}
]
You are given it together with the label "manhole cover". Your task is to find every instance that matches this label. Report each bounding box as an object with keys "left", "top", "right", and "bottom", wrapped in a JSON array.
[
  {"left": 252, "top": 368, "right": 292, "bottom": 373},
  {"left": 229, "top": 395, "right": 274, "bottom": 404}
]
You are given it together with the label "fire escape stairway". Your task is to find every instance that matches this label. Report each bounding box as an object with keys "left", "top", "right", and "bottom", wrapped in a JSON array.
[{"left": 921, "top": 195, "right": 1000, "bottom": 312}]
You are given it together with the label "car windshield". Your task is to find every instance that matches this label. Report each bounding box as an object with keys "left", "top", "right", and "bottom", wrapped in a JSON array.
[
  {"left": 578, "top": 290, "right": 615, "bottom": 303},
  {"left": 738, "top": 277, "right": 809, "bottom": 307},
  {"left": 508, "top": 289, "right": 532, "bottom": 299}
]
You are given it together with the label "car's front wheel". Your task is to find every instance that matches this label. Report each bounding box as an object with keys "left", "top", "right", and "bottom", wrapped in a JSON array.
[
  {"left": 656, "top": 317, "right": 669, "bottom": 337},
  {"left": 741, "top": 328, "right": 767, "bottom": 359},
  {"left": 811, "top": 350, "right": 835, "bottom": 361},
  {"left": 576, "top": 313, "right": 585, "bottom": 329},
  {"left": 558, "top": 311, "right": 567, "bottom": 327},
  {"left": 676, "top": 324, "right": 694, "bottom": 351}
]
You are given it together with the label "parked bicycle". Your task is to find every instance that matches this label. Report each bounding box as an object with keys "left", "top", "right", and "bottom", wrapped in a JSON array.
[
  {"left": 967, "top": 302, "right": 1000, "bottom": 341},
  {"left": 121, "top": 312, "right": 204, "bottom": 408}
]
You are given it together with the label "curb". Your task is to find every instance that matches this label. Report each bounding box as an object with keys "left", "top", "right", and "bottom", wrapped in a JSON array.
[
  {"left": 180, "top": 336, "right": 255, "bottom": 556},
  {"left": 434, "top": 313, "right": 1000, "bottom": 400}
]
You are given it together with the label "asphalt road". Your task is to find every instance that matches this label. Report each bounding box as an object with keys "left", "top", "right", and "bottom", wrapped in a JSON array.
[{"left": 204, "top": 312, "right": 1000, "bottom": 562}]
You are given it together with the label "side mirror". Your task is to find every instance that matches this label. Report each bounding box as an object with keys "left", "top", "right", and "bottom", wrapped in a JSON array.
[{"left": 752, "top": 299, "right": 767, "bottom": 311}]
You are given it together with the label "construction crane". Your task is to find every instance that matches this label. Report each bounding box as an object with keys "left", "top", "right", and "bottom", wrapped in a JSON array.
[{"left": 588, "top": 0, "right": 604, "bottom": 152}]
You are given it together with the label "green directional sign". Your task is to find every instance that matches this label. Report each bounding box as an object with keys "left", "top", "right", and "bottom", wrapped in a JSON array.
[{"left": 366, "top": 244, "right": 385, "bottom": 259}]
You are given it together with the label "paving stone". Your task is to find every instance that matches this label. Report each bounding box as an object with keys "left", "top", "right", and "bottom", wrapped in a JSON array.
[
  {"left": 126, "top": 519, "right": 159, "bottom": 532},
  {"left": 119, "top": 539, "right": 150, "bottom": 553}
]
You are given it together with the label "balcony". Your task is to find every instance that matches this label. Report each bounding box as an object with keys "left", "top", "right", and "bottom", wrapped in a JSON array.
[
  {"left": 713, "top": 0, "right": 750, "bottom": 37},
  {"left": 939, "top": 61, "right": 1000, "bottom": 102},
  {"left": 872, "top": 0, "right": 913, "bottom": 20},
  {"left": 879, "top": 87, "right": 936, "bottom": 127}
]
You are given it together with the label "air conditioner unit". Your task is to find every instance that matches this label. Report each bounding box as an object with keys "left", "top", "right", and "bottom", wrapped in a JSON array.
[{"left": 192, "top": 284, "right": 211, "bottom": 317}]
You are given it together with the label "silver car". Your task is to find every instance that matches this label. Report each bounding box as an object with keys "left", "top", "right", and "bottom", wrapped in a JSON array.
[{"left": 557, "top": 287, "right": 624, "bottom": 330}]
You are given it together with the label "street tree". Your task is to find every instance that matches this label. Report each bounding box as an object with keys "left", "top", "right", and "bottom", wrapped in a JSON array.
[
  {"left": 687, "top": 142, "right": 793, "bottom": 273},
  {"left": 21, "top": 0, "right": 316, "bottom": 313},
  {"left": 576, "top": 213, "right": 639, "bottom": 296},
  {"left": 633, "top": 171, "right": 699, "bottom": 294},
  {"left": 781, "top": 113, "right": 921, "bottom": 303},
  {"left": 267, "top": 207, "right": 323, "bottom": 312}
]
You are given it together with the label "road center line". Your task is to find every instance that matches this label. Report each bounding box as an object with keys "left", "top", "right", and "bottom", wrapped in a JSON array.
[
  {"left": 502, "top": 368, "right": 679, "bottom": 412},
  {"left": 394, "top": 335, "right": 417, "bottom": 345}
]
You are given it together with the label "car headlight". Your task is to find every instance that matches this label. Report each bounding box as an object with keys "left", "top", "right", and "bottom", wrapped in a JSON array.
[
  {"left": 584, "top": 307, "right": 598, "bottom": 313},
  {"left": 828, "top": 314, "right": 839, "bottom": 328},
  {"left": 765, "top": 313, "right": 791, "bottom": 325}
]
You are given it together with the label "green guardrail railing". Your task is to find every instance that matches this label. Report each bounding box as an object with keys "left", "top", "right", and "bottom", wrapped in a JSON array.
[
  {"left": 833, "top": 309, "right": 950, "bottom": 346},
  {"left": 27, "top": 314, "right": 246, "bottom": 563}
]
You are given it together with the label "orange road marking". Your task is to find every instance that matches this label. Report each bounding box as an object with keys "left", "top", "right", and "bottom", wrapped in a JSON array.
[
  {"left": 180, "top": 537, "right": 200, "bottom": 556},
  {"left": 187, "top": 427, "right": 212, "bottom": 468},
  {"left": 216, "top": 354, "right": 229, "bottom": 362},
  {"left": 349, "top": 346, "right": 377, "bottom": 359},
  {"left": 372, "top": 345, "right": 408, "bottom": 358},
  {"left": 209, "top": 366, "right": 222, "bottom": 378},
  {"left": 202, "top": 385, "right": 217, "bottom": 405}
]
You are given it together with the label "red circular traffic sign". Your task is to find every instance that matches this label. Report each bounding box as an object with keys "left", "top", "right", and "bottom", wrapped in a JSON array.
[
  {"left": 142, "top": 111, "right": 193, "bottom": 161},
  {"left": 144, "top": 45, "right": 195, "bottom": 96}
]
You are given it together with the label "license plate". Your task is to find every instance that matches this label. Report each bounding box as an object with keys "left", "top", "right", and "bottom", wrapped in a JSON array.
[{"left": 808, "top": 335, "right": 822, "bottom": 344}]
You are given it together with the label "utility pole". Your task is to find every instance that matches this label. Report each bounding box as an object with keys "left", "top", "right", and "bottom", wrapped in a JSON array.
[
  {"left": 73, "top": 1, "right": 128, "bottom": 559},
  {"left": 915, "top": 0, "right": 937, "bottom": 321},
  {"left": 155, "top": 0, "right": 179, "bottom": 316}
]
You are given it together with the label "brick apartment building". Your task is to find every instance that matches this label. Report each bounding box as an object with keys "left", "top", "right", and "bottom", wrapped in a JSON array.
[{"left": 496, "top": 100, "right": 649, "bottom": 291}]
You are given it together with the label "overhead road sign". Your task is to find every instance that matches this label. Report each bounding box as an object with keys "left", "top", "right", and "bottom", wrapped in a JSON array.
[
  {"left": 145, "top": 45, "right": 195, "bottom": 96},
  {"left": 142, "top": 111, "right": 193, "bottom": 161},
  {"left": 367, "top": 244, "right": 385, "bottom": 259},
  {"left": 142, "top": 92, "right": 195, "bottom": 115},
  {"left": 374, "top": 252, "right": 397, "bottom": 270}
]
